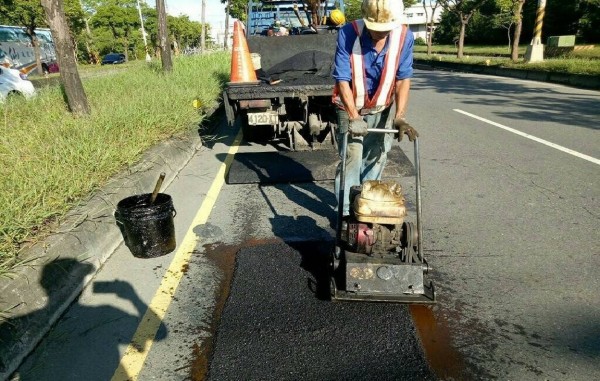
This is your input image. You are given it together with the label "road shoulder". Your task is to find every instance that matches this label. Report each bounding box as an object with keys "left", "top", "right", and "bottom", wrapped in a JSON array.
[{"left": 0, "top": 124, "right": 207, "bottom": 380}]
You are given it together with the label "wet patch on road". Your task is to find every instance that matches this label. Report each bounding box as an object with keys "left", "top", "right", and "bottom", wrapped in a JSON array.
[
  {"left": 188, "top": 239, "right": 485, "bottom": 381},
  {"left": 410, "top": 304, "right": 468, "bottom": 381},
  {"left": 187, "top": 242, "right": 237, "bottom": 381},
  {"left": 206, "top": 241, "right": 435, "bottom": 380},
  {"left": 187, "top": 238, "right": 281, "bottom": 380}
]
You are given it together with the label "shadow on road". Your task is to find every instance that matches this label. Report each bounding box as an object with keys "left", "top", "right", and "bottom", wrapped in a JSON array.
[
  {"left": 1, "top": 258, "right": 167, "bottom": 381},
  {"left": 414, "top": 71, "right": 600, "bottom": 130}
]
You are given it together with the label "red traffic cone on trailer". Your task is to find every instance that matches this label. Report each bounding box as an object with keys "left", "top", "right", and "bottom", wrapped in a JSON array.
[{"left": 229, "top": 21, "right": 259, "bottom": 86}]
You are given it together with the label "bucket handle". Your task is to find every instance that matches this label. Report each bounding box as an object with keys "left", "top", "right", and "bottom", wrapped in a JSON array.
[
  {"left": 113, "top": 210, "right": 128, "bottom": 243},
  {"left": 172, "top": 206, "right": 177, "bottom": 218},
  {"left": 114, "top": 210, "right": 124, "bottom": 225}
]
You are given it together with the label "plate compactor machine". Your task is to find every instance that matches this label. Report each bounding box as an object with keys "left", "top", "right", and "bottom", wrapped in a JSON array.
[{"left": 330, "top": 127, "right": 436, "bottom": 303}]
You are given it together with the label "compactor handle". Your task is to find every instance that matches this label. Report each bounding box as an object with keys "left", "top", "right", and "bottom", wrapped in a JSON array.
[
  {"left": 365, "top": 128, "right": 397, "bottom": 134},
  {"left": 413, "top": 138, "right": 423, "bottom": 262}
]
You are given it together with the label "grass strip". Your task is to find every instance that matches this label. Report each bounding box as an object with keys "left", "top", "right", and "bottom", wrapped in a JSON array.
[
  {"left": 0, "top": 53, "right": 230, "bottom": 276},
  {"left": 414, "top": 53, "right": 600, "bottom": 76},
  {"left": 414, "top": 44, "right": 600, "bottom": 60}
]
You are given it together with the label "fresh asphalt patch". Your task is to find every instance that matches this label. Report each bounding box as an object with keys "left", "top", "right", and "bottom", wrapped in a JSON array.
[
  {"left": 226, "top": 146, "right": 415, "bottom": 184},
  {"left": 207, "top": 241, "right": 435, "bottom": 381}
]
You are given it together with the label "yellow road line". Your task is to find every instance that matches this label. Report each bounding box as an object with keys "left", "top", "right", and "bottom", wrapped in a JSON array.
[{"left": 112, "top": 129, "right": 243, "bottom": 381}]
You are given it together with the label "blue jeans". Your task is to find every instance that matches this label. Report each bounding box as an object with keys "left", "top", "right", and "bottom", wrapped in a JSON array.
[{"left": 335, "top": 104, "right": 396, "bottom": 216}]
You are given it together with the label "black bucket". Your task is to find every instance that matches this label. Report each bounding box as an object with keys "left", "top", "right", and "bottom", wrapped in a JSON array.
[{"left": 115, "top": 193, "right": 177, "bottom": 258}]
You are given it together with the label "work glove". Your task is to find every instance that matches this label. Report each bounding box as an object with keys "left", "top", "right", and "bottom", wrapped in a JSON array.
[
  {"left": 349, "top": 117, "right": 369, "bottom": 137},
  {"left": 394, "top": 118, "right": 419, "bottom": 142}
]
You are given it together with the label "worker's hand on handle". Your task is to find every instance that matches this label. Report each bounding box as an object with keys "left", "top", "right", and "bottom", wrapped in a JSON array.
[
  {"left": 394, "top": 118, "right": 419, "bottom": 142},
  {"left": 349, "top": 117, "right": 369, "bottom": 137}
]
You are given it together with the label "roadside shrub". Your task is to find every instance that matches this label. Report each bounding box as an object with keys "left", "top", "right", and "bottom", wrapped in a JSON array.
[{"left": 414, "top": 37, "right": 426, "bottom": 46}]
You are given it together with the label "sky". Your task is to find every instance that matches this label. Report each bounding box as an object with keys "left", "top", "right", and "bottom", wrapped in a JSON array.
[{"left": 164, "top": 0, "right": 231, "bottom": 42}]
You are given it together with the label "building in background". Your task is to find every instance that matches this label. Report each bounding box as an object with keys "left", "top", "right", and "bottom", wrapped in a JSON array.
[
  {"left": 211, "top": 4, "right": 443, "bottom": 49},
  {"left": 404, "top": 4, "right": 443, "bottom": 41},
  {"left": 214, "top": 21, "right": 235, "bottom": 48}
]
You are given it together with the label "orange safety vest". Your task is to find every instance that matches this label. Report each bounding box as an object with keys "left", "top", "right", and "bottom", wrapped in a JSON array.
[{"left": 332, "top": 20, "right": 408, "bottom": 115}]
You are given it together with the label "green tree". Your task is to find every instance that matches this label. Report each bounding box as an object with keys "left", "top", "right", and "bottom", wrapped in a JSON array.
[
  {"left": 436, "top": 0, "right": 488, "bottom": 58},
  {"left": 506, "top": 0, "right": 526, "bottom": 62},
  {"left": 168, "top": 15, "right": 209, "bottom": 53},
  {"left": 222, "top": 0, "right": 247, "bottom": 22},
  {"left": 0, "top": 0, "right": 48, "bottom": 74},
  {"left": 0, "top": 0, "right": 85, "bottom": 69},
  {"left": 577, "top": 0, "right": 600, "bottom": 42},
  {"left": 90, "top": 2, "right": 139, "bottom": 60},
  {"left": 423, "top": 0, "right": 442, "bottom": 55},
  {"left": 77, "top": 0, "right": 102, "bottom": 63}
]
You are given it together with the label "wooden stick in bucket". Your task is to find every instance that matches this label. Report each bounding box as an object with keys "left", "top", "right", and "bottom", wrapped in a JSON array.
[{"left": 150, "top": 172, "right": 166, "bottom": 204}]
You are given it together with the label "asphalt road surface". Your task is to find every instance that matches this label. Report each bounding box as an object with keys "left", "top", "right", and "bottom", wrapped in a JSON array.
[{"left": 12, "top": 69, "right": 599, "bottom": 381}]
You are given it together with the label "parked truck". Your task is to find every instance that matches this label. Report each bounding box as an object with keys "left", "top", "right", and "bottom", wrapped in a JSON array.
[
  {"left": 0, "top": 25, "right": 58, "bottom": 75},
  {"left": 223, "top": 0, "right": 345, "bottom": 151}
]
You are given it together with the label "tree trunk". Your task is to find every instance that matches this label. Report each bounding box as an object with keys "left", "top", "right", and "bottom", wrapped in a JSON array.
[
  {"left": 423, "top": 0, "right": 432, "bottom": 55},
  {"left": 123, "top": 37, "right": 129, "bottom": 61},
  {"left": 511, "top": 0, "right": 525, "bottom": 62},
  {"left": 32, "top": 36, "right": 44, "bottom": 75},
  {"left": 25, "top": 27, "right": 44, "bottom": 75},
  {"left": 457, "top": 18, "right": 467, "bottom": 59},
  {"left": 224, "top": 1, "right": 230, "bottom": 49},
  {"left": 83, "top": 17, "right": 97, "bottom": 64},
  {"left": 201, "top": 0, "right": 206, "bottom": 53},
  {"left": 156, "top": 0, "right": 173, "bottom": 72},
  {"left": 41, "top": 0, "right": 90, "bottom": 115}
]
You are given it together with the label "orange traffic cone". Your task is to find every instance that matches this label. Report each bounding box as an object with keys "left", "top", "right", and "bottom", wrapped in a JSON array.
[{"left": 229, "top": 21, "right": 259, "bottom": 86}]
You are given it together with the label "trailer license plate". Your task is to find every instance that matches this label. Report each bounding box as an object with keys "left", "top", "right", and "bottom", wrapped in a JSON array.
[{"left": 248, "top": 112, "right": 278, "bottom": 126}]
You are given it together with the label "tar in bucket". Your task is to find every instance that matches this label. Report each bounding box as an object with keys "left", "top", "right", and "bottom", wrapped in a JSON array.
[{"left": 115, "top": 193, "right": 176, "bottom": 258}]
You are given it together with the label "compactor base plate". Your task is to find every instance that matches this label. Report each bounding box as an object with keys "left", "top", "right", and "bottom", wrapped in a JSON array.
[{"left": 331, "top": 251, "right": 436, "bottom": 304}]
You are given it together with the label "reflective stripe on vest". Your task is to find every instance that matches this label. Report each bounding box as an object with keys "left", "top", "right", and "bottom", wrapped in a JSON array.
[{"left": 332, "top": 21, "right": 406, "bottom": 115}]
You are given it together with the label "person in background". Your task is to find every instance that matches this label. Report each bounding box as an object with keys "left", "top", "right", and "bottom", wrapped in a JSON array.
[
  {"left": 274, "top": 20, "right": 289, "bottom": 36},
  {"left": 328, "top": 9, "right": 346, "bottom": 27},
  {"left": 331, "top": 0, "right": 418, "bottom": 216}
]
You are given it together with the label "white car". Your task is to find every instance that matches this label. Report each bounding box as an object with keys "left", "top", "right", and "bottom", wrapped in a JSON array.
[{"left": 0, "top": 66, "right": 36, "bottom": 102}]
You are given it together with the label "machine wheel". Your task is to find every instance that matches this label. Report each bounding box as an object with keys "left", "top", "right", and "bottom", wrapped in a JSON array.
[
  {"left": 330, "top": 276, "right": 337, "bottom": 300},
  {"left": 401, "top": 221, "right": 418, "bottom": 249},
  {"left": 329, "top": 247, "right": 341, "bottom": 300}
]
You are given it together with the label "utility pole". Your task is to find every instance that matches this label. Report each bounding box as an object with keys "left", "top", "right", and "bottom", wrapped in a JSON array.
[
  {"left": 136, "top": 0, "right": 151, "bottom": 62},
  {"left": 224, "top": 0, "right": 230, "bottom": 50},
  {"left": 525, "top": 0, "right": 546, "bottom": 63},
  {"left": 156, "top": 0, "right": 173, "bottom": 71},
  {"left": 201, "top": 0, "right": 206, "bottom": 53}
]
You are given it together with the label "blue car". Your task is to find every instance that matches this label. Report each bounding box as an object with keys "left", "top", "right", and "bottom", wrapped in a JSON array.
[{"left": 101, "top": 53, "right": 126, "bottom": 65}]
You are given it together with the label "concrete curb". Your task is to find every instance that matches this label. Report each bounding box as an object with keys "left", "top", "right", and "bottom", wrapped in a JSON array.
[
  {"left": 414, "top": 59, "right": 600, "bottom": 91},
  {"left": 0, "top": 107, "right": 218, "bottom": 380}
]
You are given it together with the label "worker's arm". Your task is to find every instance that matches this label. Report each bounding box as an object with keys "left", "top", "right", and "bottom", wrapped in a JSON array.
[
  {"left": 394, "top": 27, "right": 414, "bottom": 120},
  {"left": 332, "top": 25, "right": 360, "bottom": 120},
  {"left": 393, "top": 78, "right": 418, "bottom": 141},
  {"left": 394, "top": 78, "right": 410, "bottom": 120},
  {"left": 337, "top": 80, "right": 360, "bottom": 120}
]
